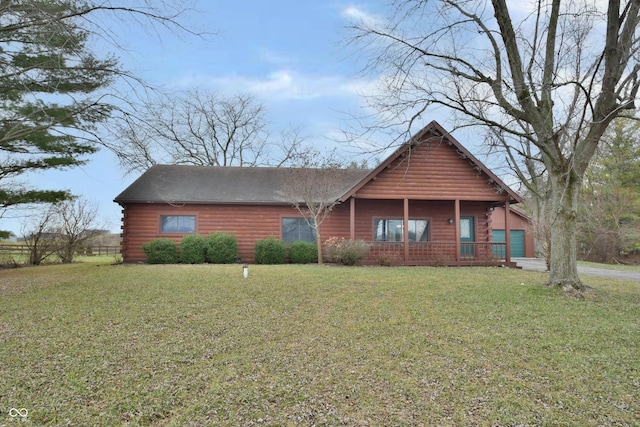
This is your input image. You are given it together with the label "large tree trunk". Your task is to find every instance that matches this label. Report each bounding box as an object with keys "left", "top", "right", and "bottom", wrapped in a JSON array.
[{"left": 546, "top": 169, "right": 587, "bottom": 292}]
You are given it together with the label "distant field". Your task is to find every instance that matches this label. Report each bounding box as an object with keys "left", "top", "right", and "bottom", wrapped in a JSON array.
[
  {"left": 1, "top": 262, "right": 638, "bottom": 425},
  {"left": 0, "top": 237, "right": 120, "bottom": 265}
]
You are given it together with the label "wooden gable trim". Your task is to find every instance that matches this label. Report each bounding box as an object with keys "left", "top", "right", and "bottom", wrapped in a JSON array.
[
  {"left": 509, "top": 205, "right": 532, "bottom": 222},
  {"left": 338, "top": 121, "right": 522, "bottom": 204},
  {"left": 339, "top": 139, "right": 415, "bottom": 203}
]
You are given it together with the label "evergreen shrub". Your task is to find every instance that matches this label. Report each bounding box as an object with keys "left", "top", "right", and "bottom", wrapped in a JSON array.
[
  {"left": 142, "top": 239, "right": 179, "bottom": 264},
  {"left": 180, "top": 234, "right": 207, "bottom": 264},
  {"left": 254, "top": 237, "right": 286, "bottom": 264},
  {"left": 288, "top": 240, "right": 318, "bottom": 264},
  {"left": 205, "top": 232, "right": 238, "bottom": 264}
]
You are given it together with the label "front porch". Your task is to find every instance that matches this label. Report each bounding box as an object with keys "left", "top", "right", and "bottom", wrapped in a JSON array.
[
  {"left": 365, "top": 241, "right": 513, "bottom": 266},
  {"left": 341, "top": 197, "right": 519, "bottom": 267}
]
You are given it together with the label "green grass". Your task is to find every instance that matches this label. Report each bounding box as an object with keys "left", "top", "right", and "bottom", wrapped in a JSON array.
[
  {"left": 578, "top": 260, "right": 640, "bottom": 271},
  {"left": 1, "top": 262, "right": 639, "bottom": 426}
]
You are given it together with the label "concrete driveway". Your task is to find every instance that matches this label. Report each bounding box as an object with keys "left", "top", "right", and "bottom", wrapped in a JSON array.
[{"left": 513, "top": 258, "right": 640, "bottom": 281}]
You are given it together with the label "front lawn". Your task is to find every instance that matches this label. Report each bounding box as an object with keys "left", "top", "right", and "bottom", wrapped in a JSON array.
[{"left": 1, "top": 262, "right": 638, "bottom": 425}]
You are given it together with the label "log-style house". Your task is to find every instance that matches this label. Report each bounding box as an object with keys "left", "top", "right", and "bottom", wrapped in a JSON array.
[{"left": 114, "top": 121, "right": 530, "bottom": 265}]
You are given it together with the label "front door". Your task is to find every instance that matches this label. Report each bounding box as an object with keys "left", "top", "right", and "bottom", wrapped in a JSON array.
[{"left": 460, "top": 216, "right": 475, "bottom": 257}]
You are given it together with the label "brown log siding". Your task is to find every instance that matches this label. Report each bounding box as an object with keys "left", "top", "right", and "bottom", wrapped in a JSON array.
[
  {"left": 121, "top": 203, "right": 305, "bottom": 263},
  {"left": 120, "top": 199, "right": 494, "bottom": 263},
  {"left": 355, "top": 139, "right": 503, "bottom": 200}
]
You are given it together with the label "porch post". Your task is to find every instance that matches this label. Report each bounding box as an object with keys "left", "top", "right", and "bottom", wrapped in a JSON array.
[
  {"left": 349, "top": 197, "right": 355, "bottom": 241},
  {"left": 505, "top": 200, "right": 511, "bottom": 264},
  {"left": 403, "top": 198, "right": 409, "bottom": 264},
  {"left": 454, "top": 199, "right": 461, "bottom": 265}
]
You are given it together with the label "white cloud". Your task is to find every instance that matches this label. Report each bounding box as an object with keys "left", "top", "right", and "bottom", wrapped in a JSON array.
[
  {"left": 340, "top": 5, "right": 381, "bottom": 27},
  {"left": 257, "top": 49, "right": 294, "bottom": 66},
  {"left": 174, "top": 68, "right": 376, "bottom": 102}
]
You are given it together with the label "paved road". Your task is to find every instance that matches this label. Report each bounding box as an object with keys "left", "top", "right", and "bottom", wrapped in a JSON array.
[{"left": 512, "top": 258, "right": 640, "bottom": 281}]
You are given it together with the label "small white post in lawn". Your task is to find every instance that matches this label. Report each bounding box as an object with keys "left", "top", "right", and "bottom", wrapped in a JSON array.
[{"left": 243, "top": 264, "right": 248, "bottom": 278}]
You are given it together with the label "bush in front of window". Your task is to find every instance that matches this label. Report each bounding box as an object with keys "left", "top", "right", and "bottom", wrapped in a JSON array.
[
  {"left": 205, "top": 232, "right": 239, "bottom": 264},
  {"left": 324, "top": 237, "right": 370, "bottom": 266},
  {"left": 142, "top": 238, "right": 179, "bottom": 264},
  {"left": 254, "top": 237, "right": 286, "bottom": 264},
  {"left": 324, "top": 236, "right": 344, "bottom": 263},
  {"left": 288, "top": 240, "right": 318, "bottom": 264},
  {"left": 180, "top": 234, "right": 207, "bottom": 264},
  {"left": 375, "top": 250, "right": 401, "bottom": 266}
]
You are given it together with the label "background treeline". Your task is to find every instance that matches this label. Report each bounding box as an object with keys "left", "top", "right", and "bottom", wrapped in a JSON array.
[{"left": 576, "top": 119, "right": 640, "bottom": 263}]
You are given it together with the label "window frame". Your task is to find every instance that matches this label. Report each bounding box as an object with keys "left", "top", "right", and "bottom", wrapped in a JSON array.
[
  {"left": 159, "top": 214, "right": 197, "bottom": 234},
  {"left": 281, "top": 217, "right": 316, "bottom": 244},
  {"left": 373, "top": 218, "right": 430, "bottom": 242}
]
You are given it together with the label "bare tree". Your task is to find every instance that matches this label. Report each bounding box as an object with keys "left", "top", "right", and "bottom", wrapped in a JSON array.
[
  {"left": 282, "top": 153, "right": 353, "bottom": 264},
  {"left": 21, "top": 206, "right": 61, "bottom": 266},
  {"left": 111, "top": 90, "right": 308, "bottom": 172},
  {"left": 52, "top": 197, "right": 104, "bottom": 263},
  {"left": 349, "top": 0, "right": 640, "bottom": 292},
  {"left": 524, "top": 191, "right": 552, "bottom": 270},
  {"left": 21, "top": 197, "right": 104, "bottom": 264}
]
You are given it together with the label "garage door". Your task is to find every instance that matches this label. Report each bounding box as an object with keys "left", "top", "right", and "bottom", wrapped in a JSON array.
[{"left": 492, "top": 230, "right": 525, "bottom": 258}]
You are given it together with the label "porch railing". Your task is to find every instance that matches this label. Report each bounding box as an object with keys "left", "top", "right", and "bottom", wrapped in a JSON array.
[{"left": 367, "top": 241, "right": 507, "bottom": 265}]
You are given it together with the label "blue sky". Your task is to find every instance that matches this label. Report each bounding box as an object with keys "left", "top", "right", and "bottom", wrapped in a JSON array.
[{"left": 3, "top": 1, "right": 463, "bottom": 235}]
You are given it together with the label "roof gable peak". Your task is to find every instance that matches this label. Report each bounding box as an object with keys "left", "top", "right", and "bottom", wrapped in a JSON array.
[{"left": 340, "top": 121, "right": 521, "bottom": 203}]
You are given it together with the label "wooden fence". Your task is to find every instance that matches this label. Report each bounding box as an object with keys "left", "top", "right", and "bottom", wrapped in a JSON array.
[{"left": 0, "top": 244, "right": 121, "bottom": 256}]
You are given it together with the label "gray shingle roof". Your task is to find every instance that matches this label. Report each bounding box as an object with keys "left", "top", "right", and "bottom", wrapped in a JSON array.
[{"left": 114, "top": 165, "right": 370, "bottom": 205}]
